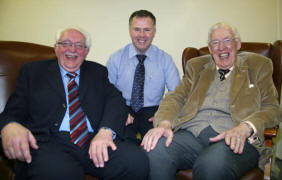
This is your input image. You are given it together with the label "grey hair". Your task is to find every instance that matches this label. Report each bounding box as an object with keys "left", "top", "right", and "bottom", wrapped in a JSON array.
[
  {"left": 207, "top": 22, "right": 241, "bottom": 44},
  {"left": 55, "top": 26, "right": 92, "bottom": 49}
]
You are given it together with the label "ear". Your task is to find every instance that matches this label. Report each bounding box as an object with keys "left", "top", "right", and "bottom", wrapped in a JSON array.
[
  {"left": 54, "top": 44, "right": 59, "bottom": 57},
  {"left": 84, "top": 48, "right": 90, "bottom": 56},
  {"left": 208, "top": 44, "right": 212, "bottom": 54},
  {"left": 153, "top": 27, "right": 156, "bottom": 36},
  {"left": 236, "top": 38, "right": 241, "bottom": 50},
  {"left": 54, "top": 43, "right": 57, "bottom": 50}
]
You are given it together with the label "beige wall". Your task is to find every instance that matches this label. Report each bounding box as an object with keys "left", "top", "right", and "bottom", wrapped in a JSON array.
[{"left": 0, "top": 0, "right": 279, "bottom": 74}]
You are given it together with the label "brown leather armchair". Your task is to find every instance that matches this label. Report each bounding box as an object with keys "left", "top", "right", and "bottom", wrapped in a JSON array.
[
  {"left": 176, "top": 40, "right": 282, "bottom": 180},
  {"left": 0, "top": 41, "right": 56, "bottom": 180},
  {"left": 0, "top": 41, "right": 98, "bottom": 180}
]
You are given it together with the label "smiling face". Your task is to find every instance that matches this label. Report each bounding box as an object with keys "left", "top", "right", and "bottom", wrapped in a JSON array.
[
  {"left": 54, "top": 29, "right": 89, "bottom": 72},
  {"left": 129, "top": 17, "right": 156, "bottom": 54},
  {"left": 208, "top": 26, "right": 241, "bottom": 69}
]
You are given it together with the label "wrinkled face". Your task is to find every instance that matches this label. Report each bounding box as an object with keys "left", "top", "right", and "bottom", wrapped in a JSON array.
[
  {"left": 54, "top": 29, "right": 89, "bottom": 72},
  {"left": 208, "top": 26, "right": 241, "bottom": 69},
  {"left": 129, "top": 17, "right": 156, "bottom": 54}
]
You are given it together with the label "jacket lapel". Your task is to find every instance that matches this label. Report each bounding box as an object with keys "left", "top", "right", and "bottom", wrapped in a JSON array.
[
  {"left": 195, "top": 58, "right": 215, "bottom": 108},
  {"left": 46, "top": 60, "right": 66, "bottom": 100},
  {"left": 78, "top": 62, "right": 89, "bottom": 101},
  {"left": 230, "top": 55, "right": 248, "bottom": 104}
]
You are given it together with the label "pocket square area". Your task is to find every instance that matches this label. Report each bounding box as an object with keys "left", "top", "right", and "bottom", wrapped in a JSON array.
[{"left": 249, "top": 84, "right": 254, "bottom": 88}]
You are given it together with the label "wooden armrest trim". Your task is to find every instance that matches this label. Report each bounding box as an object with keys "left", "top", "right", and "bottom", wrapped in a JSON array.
[{"left": 264, "top": 127, "right": 278, "bottom": 139}]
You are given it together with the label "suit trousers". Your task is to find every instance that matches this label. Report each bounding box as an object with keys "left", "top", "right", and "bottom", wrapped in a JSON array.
[
  {"left": 125, "top": 106, "right": 158, "bottom": 144},
  {"left": 15, "top": 130, "right": 149, "bottom": 180},
  {"left": 147, "top": 126, "right": 259, "bottom": 180}
]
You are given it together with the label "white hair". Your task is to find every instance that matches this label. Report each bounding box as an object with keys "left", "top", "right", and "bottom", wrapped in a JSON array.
[
  {"left": 55, "top": 26, "right": 92, "bottom": 49},
  {"left": 207, "top": 22, "right": 241, "bottom": 44}
]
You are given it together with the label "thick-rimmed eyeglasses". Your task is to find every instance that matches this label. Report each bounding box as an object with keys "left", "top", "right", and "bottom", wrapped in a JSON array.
[
  {"left": 209, "top": 38, "right": 235, "bottom": 48},
  {"left": 57, "top": 41, "right": 87, "bottom": 50}
]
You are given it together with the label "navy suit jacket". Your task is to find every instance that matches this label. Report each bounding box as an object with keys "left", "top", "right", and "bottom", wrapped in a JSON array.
[{"left": 0, "top": 59, "right": 127, "bottom": 142}]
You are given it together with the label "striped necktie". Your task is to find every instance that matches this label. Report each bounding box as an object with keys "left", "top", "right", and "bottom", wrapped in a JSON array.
[{"left": 67, "top": 72, "right": 89, "bottom": 148}]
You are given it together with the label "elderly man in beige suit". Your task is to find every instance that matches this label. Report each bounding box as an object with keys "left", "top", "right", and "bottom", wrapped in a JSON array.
[{"left": 141, "top": 22, "right": 281, "bottom": 180}]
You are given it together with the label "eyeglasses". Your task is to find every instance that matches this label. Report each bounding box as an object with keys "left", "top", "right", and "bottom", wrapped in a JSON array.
[
  {"left": 209, "top": 38, "right": 235, "bottom": 48},
  {"left": 57, "top": 41, "right": 87, "bottom": 50}
]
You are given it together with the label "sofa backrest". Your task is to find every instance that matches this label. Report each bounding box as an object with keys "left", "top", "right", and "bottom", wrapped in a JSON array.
[{"left": 0, "top": 41, "right": 56, "bottom": 112}]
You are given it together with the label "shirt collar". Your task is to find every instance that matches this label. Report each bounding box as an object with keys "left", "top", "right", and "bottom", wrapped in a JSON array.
[
  {"left": 58, "top": 63, "right": 80, "bottom": 78},
  {"left": 216, "top": 65, "right": 234, "bottom": 71},
  {"left": 128, "top": 43, "right": 154, "bottom": 61}
]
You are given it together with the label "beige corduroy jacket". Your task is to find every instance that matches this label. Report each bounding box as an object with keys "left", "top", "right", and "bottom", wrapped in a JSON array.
[{"left": 154, "top": 52, "right": 281, "bottom": 170}]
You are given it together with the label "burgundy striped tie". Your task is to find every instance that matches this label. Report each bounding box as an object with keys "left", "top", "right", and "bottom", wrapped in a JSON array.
[{"left": 67, "top": 73, "right": 89, "bottom": 148}]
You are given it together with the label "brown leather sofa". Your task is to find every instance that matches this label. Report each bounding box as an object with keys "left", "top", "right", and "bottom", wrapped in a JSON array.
[
  {"left": 0, "top": 41, "right": 281, "bottom": 180},
  {"left": 176, "top": 40, "right": 282, "bottom": 180}
]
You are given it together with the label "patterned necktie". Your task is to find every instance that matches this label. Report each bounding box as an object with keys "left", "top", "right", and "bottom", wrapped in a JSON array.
[
  {"left": 218, "top": 69, "right": 230, "bottom": 81},
  {"left": 67, "top": 72, "right": 89, "bottom": 148},
  {"left": 130, "top": 55, "right": 146, "bottom": 112}
]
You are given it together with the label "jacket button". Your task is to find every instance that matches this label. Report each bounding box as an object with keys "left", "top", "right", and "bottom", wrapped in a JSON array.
[
  {"left": 62, "top": 103, "right": 66, "bottom": 108},
  {"left": 54, "top": 123, "right": 59, "bottom": 127}
]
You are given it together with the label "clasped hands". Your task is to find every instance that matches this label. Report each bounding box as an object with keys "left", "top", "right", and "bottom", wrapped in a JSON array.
[
  {"left": 1, "top": 122, "right": 116, "bottom": 168},
  {"left": 141, "top": 121, "right": 252, "bottom": 154},
  {"left": 125, "top": 113, "right": 154, "bottom": 126}
]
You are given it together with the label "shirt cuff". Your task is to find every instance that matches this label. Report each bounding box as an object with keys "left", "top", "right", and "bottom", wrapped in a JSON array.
[
  {"left": 243, "top": 121, "right": 258, "bottom": 144},
  {"left": 100, "top": 127, "right": 117, "bottom": 140}
]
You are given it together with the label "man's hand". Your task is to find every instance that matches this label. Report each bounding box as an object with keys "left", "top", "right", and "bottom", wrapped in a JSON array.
[
  {"left": 88, "top": 128, "right": 116, "bottom": 168},
  {"left": 1, "top": 122, "right": 38, "bottom": 163},
  {"left": 141, "top": 120, "right": 173, "bottom": 152},
  {"left": 209, "top": 123, "right": 252, "bottom": 154},
  {"left": 125, "top": 113, "right": 134, "bottom": 126}
]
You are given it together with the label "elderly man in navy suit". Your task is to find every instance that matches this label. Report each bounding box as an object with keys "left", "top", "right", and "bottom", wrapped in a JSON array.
[{"left": 0, "top": 27, "right": 148, "bottom": 180}]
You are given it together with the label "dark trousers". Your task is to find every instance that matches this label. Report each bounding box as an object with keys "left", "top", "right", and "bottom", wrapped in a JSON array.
[
  {"left": 148, "top": 126, "right": 259, "bottom": 180},
  {"left": 15, "top": 131, "right": 149, "bottom": 180},
  {"left": 125, "top": 106, "right": 158, "bottom": 144}
]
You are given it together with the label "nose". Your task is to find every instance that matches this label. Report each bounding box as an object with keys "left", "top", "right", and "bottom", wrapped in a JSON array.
[
  {"left": 218, "top": 41, "right": 225, "bottom": 50},
  {"left": 69, "top": 44, "right": 76, "bottom": 52},
  {"left": 138, "top": 29, "right": 145, "bottom": 37}
]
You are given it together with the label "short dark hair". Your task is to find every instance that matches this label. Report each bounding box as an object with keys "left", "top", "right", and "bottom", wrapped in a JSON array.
[{"left": 129, "top": 10, "right": 156, "bottom": 26}]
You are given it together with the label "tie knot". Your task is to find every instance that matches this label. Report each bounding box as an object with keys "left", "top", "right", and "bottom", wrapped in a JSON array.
[
  {"left": 218, "top": 69, "right": 230, "bottom": 81},
  {"left": 136, "top": 55, "right": 146, "bottom": 64},
  {"left": 66, "top": 72, "right": 77, "bottom": 80},
  {"left": 218, "top": 69, "right": 230, "bottom": 75}
]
